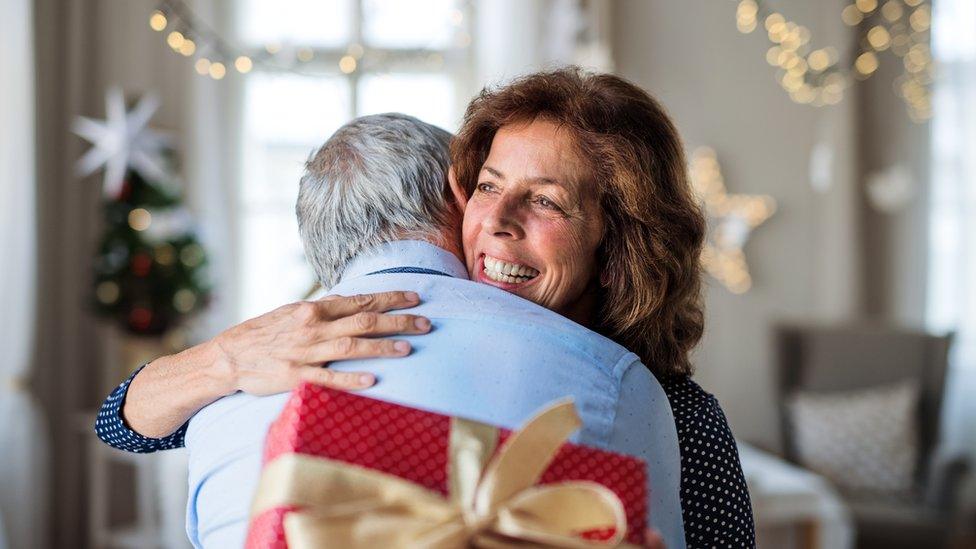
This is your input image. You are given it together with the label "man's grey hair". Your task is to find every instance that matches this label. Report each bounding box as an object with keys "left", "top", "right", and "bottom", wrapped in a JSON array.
[{"left": 296, "top": 112, "right": 454, "bottom": 288}]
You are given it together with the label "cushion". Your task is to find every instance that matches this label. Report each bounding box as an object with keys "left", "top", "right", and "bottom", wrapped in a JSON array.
[{"left": 787, "top": 380, "right": 920, "bottom": 498}]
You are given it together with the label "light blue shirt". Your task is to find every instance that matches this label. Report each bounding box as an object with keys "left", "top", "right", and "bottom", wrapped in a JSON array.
[{"left": 184, "top": 240, "right": 685, "bottom": 548}]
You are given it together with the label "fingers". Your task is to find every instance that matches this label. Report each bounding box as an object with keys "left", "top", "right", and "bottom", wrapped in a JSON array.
[
  {"left": 320, "top": 311, "right": 431, "bottom": 339},
  {"left": 304, "top": 336, "right": 412, "bottom": 364},
  {"left": 315, "top": 291, "right": 421, "bottom": 319},
  {"left": 299, "top": 336, "right": 409, "bottom": 384},
  {"left": 298, "top": 365, "right": 376, "bottom": 390}
]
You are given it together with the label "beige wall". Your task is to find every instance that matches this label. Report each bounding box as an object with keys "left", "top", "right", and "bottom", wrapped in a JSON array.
[{"left": 612, "top": 0, "right": 865, "bottom": 448}]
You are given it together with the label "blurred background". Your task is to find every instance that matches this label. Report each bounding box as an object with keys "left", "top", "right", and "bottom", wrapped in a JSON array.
[{"left": 1, "top": 0, "right": 974, "bottom": 547}]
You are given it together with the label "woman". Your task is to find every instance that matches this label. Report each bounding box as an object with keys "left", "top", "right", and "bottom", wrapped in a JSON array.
[
  {"left": 97, "top": 68, "right": 754, "bottom": 547},
  {"left": 449, "top": 69, "right": 754, "bottom": 548}
]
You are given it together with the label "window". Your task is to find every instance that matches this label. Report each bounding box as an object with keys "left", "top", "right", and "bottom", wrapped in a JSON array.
[
  {"left": 235, "top": 0, "right": 471, "bottom": 320},
  {"left": 926, "top": 0, "right": 976, "bottom": 459},
  {"left": 926, "top": 0, "right": 975, "bottom": 355}
]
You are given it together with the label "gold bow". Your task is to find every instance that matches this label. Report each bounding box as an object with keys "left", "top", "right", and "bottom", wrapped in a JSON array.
[{"left": 250, "top": 399, "right": 641, "bottom": 548}]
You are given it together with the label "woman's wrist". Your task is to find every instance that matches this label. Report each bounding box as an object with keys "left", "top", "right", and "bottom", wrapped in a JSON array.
[
  {"left": 145, "top": 340, "right": 237, "bottom": 405},
  {"left": 191, "top": 338, "right": 239, "bottom": 398},
  {"left": 123, "top": 342, "right": 234, "bottom": 438}
]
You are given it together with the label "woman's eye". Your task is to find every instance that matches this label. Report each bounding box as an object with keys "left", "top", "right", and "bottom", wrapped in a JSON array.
[
  {"left": 536, "top": 196, "right": 560, "bottom": 210},
  {"left": 476, "top": 182, "right": 495, "bottom": 193}
]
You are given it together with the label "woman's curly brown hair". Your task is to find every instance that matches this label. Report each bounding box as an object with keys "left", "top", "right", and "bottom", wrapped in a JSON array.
[{"left": 450, "top": 67, "right": 706, "bottom": 378}]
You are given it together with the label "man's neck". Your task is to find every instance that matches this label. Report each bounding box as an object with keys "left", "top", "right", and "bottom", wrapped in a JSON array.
[
  {"left": 397, "top": 227, "right": 465, "bottom": 268},
  {"left": 338, "top": 238, "right": 469, "bottom": 284}
]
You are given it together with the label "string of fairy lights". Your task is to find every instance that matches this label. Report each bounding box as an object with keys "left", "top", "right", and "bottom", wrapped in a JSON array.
[
  {"left": 147, "top": 0, "right": 470, "bottom": 80},
  {"left": 150, "top": 0, "right": 255, "bottom": 79},
  {"left": 733, "top": 0, "right": 933, "bottom": 121},
  {"left": 151, "top": 0, "right": 931, "bottom": 120}
]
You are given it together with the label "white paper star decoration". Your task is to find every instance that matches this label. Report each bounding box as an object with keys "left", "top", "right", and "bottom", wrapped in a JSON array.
[
  {"left": 72, "top": 88, "right": 172, "bottom": 197},
  {"left": 689, "top": 147, "right": 776, "bottom": 294}
]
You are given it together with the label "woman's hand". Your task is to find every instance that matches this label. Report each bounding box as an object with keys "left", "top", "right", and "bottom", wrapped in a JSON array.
[
  {"left": 209, "top": 291, "right": 431, "bottom": 395},
  {"left": 123, "top": 291, "right": 430, "bottom": 438}
]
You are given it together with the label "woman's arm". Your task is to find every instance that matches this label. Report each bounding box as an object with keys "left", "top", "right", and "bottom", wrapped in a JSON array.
[
  {"left": 95, "top": 364, "right": 190, "bottom": 452},
  {"left": 98, "top": 291, "right": 431, "bottom": 445},
  {"left": 660, "top": 375, "right": 756, "bottom": 548}
]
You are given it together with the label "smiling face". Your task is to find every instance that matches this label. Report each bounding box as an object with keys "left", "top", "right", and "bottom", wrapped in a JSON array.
[{"left": 460, "top": 118, "right": 605, "bottom": 322}]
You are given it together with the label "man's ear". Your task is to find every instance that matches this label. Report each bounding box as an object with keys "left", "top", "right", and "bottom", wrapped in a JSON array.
[{"left": 448, "top": 166, "right": 468, "bottom": 213}]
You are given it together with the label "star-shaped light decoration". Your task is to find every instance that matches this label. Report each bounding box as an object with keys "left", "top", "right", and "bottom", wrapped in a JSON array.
[
  {"left": 72, "top": 88, "right": 172, "bottom": 197},
  {"left": 689, "top": 147, "right": 776, "bottom": 294}
]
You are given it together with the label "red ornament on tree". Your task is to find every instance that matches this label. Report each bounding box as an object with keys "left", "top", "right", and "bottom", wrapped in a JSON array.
[
  {"left": 128, "top": 306, "right": 153, "bottom": 331},
  {"left": 118, "top": 178, "right": 133, "bottom": 201},
  {"left": 131, "top": 253, "right": 153, "bottom": 277}
]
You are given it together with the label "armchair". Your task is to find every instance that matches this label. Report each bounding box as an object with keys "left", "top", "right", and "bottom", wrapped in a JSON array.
[{"left": 773, "top": 323, "right": 969, "bottom": 549}]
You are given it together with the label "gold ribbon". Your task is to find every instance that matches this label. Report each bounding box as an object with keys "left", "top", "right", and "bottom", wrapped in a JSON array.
[{"left": 250, "top": 399, "right": 640, "bottom": 548}]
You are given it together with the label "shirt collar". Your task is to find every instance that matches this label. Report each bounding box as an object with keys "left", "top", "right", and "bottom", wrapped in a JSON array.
[{"left": 339, "top": 240, "right": 470, "bottom": 283}]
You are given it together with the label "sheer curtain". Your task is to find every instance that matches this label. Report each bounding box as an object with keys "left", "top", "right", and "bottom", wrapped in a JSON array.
[
  {"left": 927, "top": 0, "right": 976, "bottom": 506},
  {"left": 153, "top": 1, "right": 240, "bottom": 545},
  {"left": 0, "top": 0, "right": 48, "bottom": 548}
]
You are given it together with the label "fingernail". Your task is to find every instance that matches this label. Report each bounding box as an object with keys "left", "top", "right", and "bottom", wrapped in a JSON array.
[
  {"left": 358, "top": 374, "right": 374, "bottom": 386},
  {"left": 415, "top": 317, "right": 431, "bottom": 330},
  {"left": 394, "top": 340, "right": 410, "bottom": 353},
  {"left": 406, "top": 291, "right": 420, "bottom": 302}
]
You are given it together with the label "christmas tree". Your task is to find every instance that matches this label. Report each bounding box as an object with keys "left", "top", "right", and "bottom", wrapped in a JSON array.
[
  {"left": 75, "top": 89, "right": 210, "bottom": 335},
  {"left": 92, "top": 169, "right": 210, "bottom": 334}
]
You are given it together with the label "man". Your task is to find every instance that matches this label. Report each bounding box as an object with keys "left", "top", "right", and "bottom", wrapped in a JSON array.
[{"left": 95, "top": 114, "right": 684, "bottom": 548}]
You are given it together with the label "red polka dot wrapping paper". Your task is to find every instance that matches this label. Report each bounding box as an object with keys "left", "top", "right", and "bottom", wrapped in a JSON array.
[{"left": 245, "top": 383, "right": 647, "bottom": 548}]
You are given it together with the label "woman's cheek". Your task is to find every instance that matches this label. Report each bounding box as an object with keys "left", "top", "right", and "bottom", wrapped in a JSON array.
[{"left": 534, "top": 219, "right": 598, "bottom": 276}]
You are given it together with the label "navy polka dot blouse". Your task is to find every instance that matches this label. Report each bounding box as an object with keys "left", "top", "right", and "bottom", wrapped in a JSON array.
[
  {"left": 95, "top": 368, "right": 755, "bottom": 547},
  {"left": 660, "top": 376, "right": 756, "bottom": 548},
  {"left": 94, "top": 364, "right": 187, "bottom": 452}
]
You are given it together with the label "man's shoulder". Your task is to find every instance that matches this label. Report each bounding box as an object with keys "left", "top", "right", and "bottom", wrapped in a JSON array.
[
  {"left": 185, "top": 391, "right": 290, "bottom": 450},
  {"left": 333, "top": 273, "right": 634, "bottom": 363}
]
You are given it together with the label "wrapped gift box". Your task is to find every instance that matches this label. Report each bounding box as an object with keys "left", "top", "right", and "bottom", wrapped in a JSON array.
[{"left": 246, "top": 383, "right": 648, "bottom": 548}]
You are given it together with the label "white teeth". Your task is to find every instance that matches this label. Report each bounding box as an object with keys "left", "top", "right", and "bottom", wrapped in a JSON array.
[{"left": 482, "top": 254, "right": 539, "bottom": 284}]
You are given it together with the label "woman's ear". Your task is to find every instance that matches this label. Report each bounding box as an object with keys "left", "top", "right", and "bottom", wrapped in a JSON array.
[{"left": 448, "top": 166, "right": 468, "bottom": 213}]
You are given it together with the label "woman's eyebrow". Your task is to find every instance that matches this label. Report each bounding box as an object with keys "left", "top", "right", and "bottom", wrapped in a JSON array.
[
  {"left": 529, "top": 176, "right": 563, "bottom": 186},
  {"left": 481, "top": 165, "right": 505, "bottom": 179},
  {"left": 482, "top": 165, "right": 565, "bottom": 188}
]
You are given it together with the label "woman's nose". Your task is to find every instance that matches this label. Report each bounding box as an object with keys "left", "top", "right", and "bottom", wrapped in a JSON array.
[{"left": 483, "top": 195, "right": 525, "bottom": 240}]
